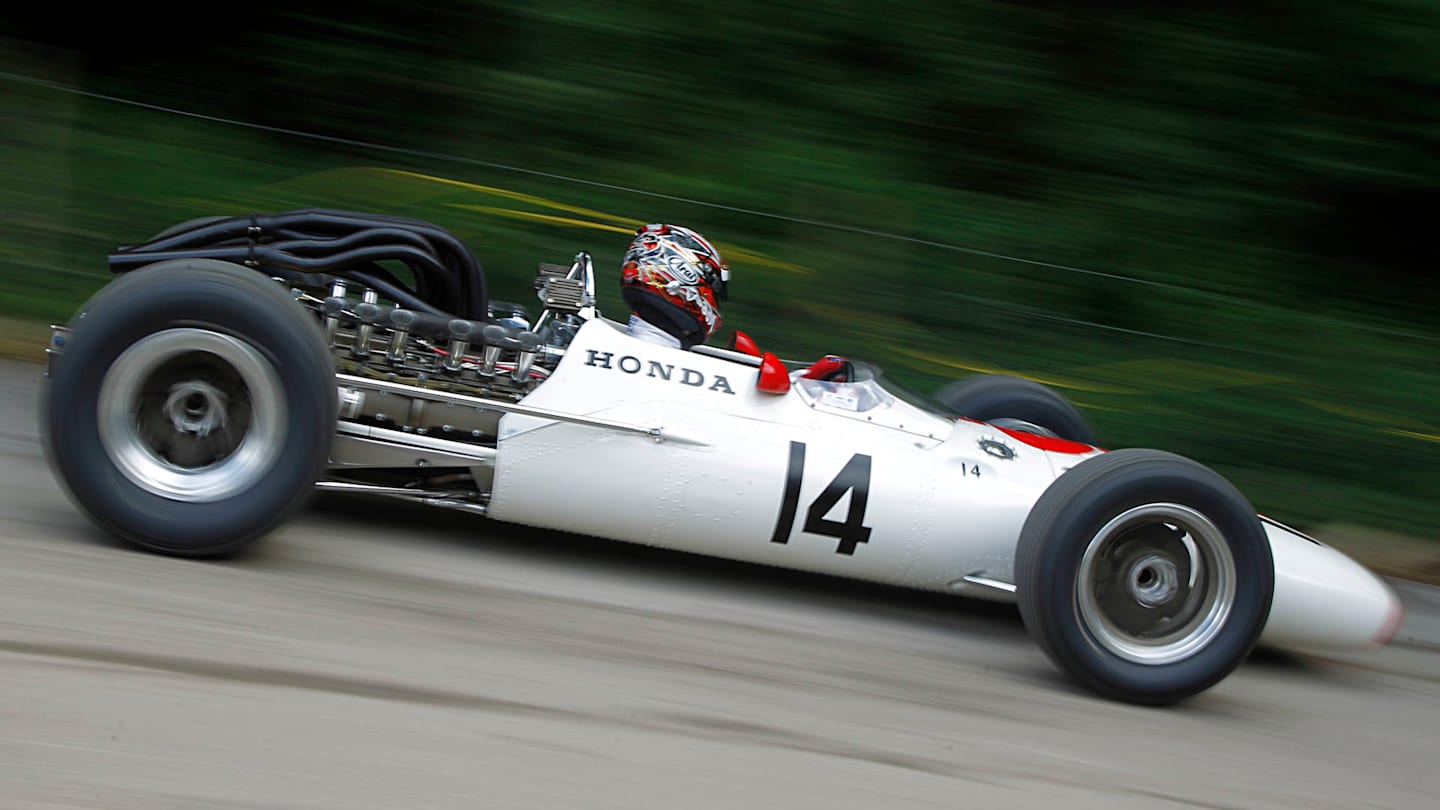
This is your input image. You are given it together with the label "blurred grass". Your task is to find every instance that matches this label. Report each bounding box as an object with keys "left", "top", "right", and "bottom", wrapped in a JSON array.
[{"left": 1, "top": 2, "right": 1437, "bottom": 541}]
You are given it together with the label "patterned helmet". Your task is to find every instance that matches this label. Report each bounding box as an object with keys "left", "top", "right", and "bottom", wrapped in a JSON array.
[{"left": 621, "top": 224, "right": 729, "bottom": 348}]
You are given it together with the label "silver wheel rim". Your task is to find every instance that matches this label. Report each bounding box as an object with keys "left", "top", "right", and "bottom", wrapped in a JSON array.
[
  {"left": 98, "top": 328, "right": 286, "bottom": 502},
  {"left": 1076, "top": 503, "right": 1237, "bottom": 665}
]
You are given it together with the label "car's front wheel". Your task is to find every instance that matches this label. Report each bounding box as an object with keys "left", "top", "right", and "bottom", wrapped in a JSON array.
[
  {"left": 44, "top": 259, "right": 337, "bottom": 557},
  {"left": 1015, "top": 449, "right": 1274, "bottom": 704}
]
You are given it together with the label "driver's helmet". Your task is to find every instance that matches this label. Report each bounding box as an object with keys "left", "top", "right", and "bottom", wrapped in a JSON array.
[{"left": 621, "top": 223, "right": 729, "bottom": 348}]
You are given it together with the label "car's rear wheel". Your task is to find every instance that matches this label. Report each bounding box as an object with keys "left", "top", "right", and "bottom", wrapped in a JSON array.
[
  {"left": 934, "top": 374, "right": 1096, "bottom": 444},
  {"left": 44, "top": 259, "right": 337, "bottom": 557},
  {"left": 1015, "top": 449, "right": 1273, "bottom": 704}
]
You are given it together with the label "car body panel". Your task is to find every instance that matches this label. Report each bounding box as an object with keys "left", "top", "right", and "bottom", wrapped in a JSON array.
[
  {"left": 489, "top": 319, "right": 1084, "bottom": 591},
  {"left": 1261, "top": 519, "right": 1402, "bottom": 648}
]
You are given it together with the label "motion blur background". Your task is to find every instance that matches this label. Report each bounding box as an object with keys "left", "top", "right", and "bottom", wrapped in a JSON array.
[{"left": 1, "top": 1, "right": 1435, "bottom": 538}]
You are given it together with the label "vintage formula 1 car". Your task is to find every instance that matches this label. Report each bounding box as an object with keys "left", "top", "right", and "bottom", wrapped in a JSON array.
[{"left": 41, "top": 210, "right": 1403, "bottom": 705}]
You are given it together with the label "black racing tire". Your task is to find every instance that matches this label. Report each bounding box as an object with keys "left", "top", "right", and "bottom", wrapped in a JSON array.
[
  {"left": 1015, "top": 449, "right": 1274, "bottom": 704},
  {"left": 44, "top": 259, "right": 337, "bottom": 557},
  {"left": 933, "top": 374, "right": 1097, "bottom": 445},
  {"left": 147, "top": 215, "right": 231, "bottom": 242}
]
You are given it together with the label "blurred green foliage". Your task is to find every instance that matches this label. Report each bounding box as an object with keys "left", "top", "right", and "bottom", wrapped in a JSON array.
[{"left": 1, "top": 1, "right": 1437, "bottom": 536}]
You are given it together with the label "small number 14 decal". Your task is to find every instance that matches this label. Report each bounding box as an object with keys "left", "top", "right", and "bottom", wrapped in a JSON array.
[{"left": 770, "top": 441, "right": 873, "bottom": 555}]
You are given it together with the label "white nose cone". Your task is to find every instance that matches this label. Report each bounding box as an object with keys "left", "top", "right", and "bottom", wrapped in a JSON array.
[{"left": 1260, "top": 519, "right": 1405, "bottom": 650}]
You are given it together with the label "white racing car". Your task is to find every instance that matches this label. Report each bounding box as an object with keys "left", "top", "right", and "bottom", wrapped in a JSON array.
[{"left": 41, "top": 210, "right": 1403, "bottom": 705}]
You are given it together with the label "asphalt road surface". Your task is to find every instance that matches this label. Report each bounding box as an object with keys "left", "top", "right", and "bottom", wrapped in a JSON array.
[{"left": 4, "top": 357, "right": 1439, "bottom": 809}]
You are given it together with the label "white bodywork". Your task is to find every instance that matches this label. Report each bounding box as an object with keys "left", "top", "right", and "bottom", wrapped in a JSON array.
[
  {"left": 1262, "top": 519, "right": 1403, "bottom": 648},
  {"left": 486, "top": 319, "right": 1402, "bottom": 652}
]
